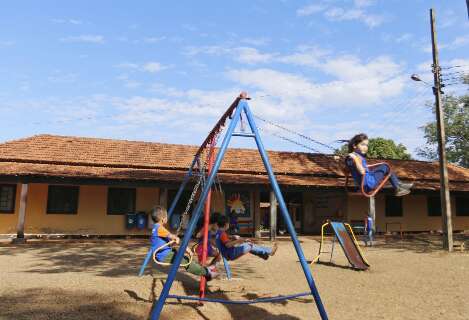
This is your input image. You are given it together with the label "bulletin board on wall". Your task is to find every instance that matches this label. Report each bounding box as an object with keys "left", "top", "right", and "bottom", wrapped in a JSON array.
[{"left": 224, "top": 190, "right": 254, "bottom": 234}]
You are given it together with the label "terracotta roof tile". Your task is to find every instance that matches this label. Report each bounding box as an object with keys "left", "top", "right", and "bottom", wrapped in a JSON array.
[{"left": 0, "top": 134, "right": 468, "bottom": 190}]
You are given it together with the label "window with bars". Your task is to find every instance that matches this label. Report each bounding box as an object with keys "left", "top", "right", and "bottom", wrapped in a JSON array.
[
  {"left": 385, "top": 196, "right": 403, "bottom": 217},
  {"left": 427, "top": 196, "right": 441, "bottom": 216},
  {"left": 0, "top": 185, "right": 16, "bottom": 213},
  {"left": 47, "top": 185, "right": 79, "bottom": 214},
  {"left": 107, "top": 188, "right": 136, "bottom": 215},
  {"left": 456, "top": 197, "right": 469, "bottom": 216}
]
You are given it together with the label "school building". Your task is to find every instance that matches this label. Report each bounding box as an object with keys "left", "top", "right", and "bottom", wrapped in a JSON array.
[{"left": 1, "top": 134, "right": 468, "bottom": 238}]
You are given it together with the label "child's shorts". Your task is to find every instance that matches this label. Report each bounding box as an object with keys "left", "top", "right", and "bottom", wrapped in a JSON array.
[{"left": 196, "top": 243, "right": 216, "bottom": 259}]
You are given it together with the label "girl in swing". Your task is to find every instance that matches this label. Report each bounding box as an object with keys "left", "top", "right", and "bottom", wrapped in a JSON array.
[{"left": 346, "top": 133, "right": 413, "bottom": 197}]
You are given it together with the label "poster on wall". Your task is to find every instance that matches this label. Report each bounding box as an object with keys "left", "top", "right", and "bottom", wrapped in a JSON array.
[{"left": 225, "top": 191, "right": 251, "bottom": 218}]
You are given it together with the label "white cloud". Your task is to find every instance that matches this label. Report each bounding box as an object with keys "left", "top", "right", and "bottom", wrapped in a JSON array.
[
  {"left": 297, "top": 2, "right": 385, "bottom": 28},
  {"left": 416, "top": 60, "right": 432, "bottom": 73},
  {"left": 47, "top": 71, "right": 78, "bottom": 83},
  {"left": 142, "top": 62, "right": 167, "bottom": 73},
  {"left": 325, "top": 7, "right": 384, "bottom": 28},
  {"left": 115, "top": 62, "right": 139, "bottom": 69},
  {"left": 443, "top": 58, "right": 469, "bottom": 68},
  {"left": 228, "top": 68, "right": 318, "bottom": 101},
  {"left": 60, "top": 35, "right": 104, "bottom": 44},
  {"left": 439, "top": 9, "right": 468, "bottom": 29},
  {"left": 3, "top": 51, "right": 408, "bottom": 152},
  {"left": 186, "top": 44, "right": 330, "bottom": 67},
  {"left": 116, "top": 74, "right": 141, "bottom": 89},
  {"left": 227, "top": 55, "right": 405, "bottom": 111},
  {"left": 277, "top": 46, "right": 329, "bottom": 67},
  {"left": 240, "top": 37, "right": 270, "bottom": 46},
  {"left": 115, "top": 62, "right": 168, "bottom": 73},
  {"left": 234, "top": 47, "right": 274, "bottom": 64},
  {"left": 185, "top": 45, "right": 274, "bottom": 64},
  {"left": 320, "top": 55, "right": 402, "bottom": 81},
  {"left": 296, "top": 4, "right": 326, "bottom": 16},
  {"left": 185, "top": 45, "right": 230, "bottom": 56},
  {"left": 424, "top": 35, "right": 469, "bottom": 52},
  {"left": 52, "top": 18, "right": 83, "bottom": 25},
  {"left": 124, "top": 80, "right": 141, "bottom": 89},
  {"left": 354, "top": 0, "right": 375, "bottom": 7},
  {"left": 449, "top": 35, "right": 469, "bottom": 48},
  {"left": 395, "top": 33, "right": 413, "bottom": 43},
  {"left": 108, "top": 89, "right": 241, "bottom": 132},
  {"left": 143, "top": 36, "right": 166, "bottom": 43}
]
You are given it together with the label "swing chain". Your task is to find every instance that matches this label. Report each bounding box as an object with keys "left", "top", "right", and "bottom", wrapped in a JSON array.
[
  {"left": 177, "top": 128, "right": 223, "bottom": 233},
  {"left": 177, "top": 159, "right": 206, "bottom": 233}
]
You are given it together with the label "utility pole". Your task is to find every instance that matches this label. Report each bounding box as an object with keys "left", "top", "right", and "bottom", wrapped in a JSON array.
[
  {"left": 430, "top": 8, "right": 453, "bottom": 252},
  {"left": 466, "top": 0, "right": 469, "bottom": 20}
]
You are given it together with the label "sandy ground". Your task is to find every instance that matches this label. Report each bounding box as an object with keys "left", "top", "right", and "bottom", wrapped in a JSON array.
[{"left": 0, "top": 235, "right": 468, "bottom": 320}]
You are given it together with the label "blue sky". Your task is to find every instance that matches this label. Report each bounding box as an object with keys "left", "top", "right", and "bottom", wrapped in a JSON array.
[{"left": 0, "top": 0, "right": 468, "bottom": 157}]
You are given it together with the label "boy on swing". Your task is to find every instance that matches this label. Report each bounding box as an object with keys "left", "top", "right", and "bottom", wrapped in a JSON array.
[
  {"left": 194, "top": 212, "right": 222, "bottom": 265},
  {"left": 346, "top": 133, "right": 413, "bottom": 197},
  {"left": 150, "top": 205, "right": 218, "bottom": 280},
  {"left": 216, "top": 215, "right": 278, "bottom": 261}
]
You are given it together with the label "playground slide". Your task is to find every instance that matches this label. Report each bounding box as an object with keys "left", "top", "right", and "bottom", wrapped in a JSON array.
[{"left": 329, "top": 221, "right": 369, "bottom": 270}]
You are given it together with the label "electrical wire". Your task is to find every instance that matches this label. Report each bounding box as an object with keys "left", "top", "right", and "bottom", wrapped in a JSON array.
[
  {"left": 253, "top": 114, "right": 336, "bottom": 152},
  {"left": 441, "top": 64, "right": 469, "bottom": 70},
  {"left": 258, "top": 126, "right": 324, "bottom": 154}
]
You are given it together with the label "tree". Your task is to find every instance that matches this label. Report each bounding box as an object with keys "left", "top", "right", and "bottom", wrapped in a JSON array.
[
  {"left": 417, "top": 94, "right": 469, "bottom": 168},
  {"left": 335, "top": 137, "right": 412, "bottom": 160}
]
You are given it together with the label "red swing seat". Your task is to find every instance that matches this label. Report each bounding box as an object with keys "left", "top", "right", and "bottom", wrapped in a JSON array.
[{"left": 343, "top": 157, "right": 391, "bottom": 198}]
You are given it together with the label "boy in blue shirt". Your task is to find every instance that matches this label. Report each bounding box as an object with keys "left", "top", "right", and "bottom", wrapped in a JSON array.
[
  {"left": 216, "top": 215, "right": 277, "bottom": 261},
  {"left": 150, "top": 205, "right": 217, "bottom": 280},
  {"left": 364, "top": 213, "right": 374, "bottom": 247}
]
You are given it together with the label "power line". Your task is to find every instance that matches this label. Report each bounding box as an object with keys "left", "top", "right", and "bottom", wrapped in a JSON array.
[
  {"left": 253, "top": 114, "right": 336, "bottom": 152},
  {"left": 441, "top": 64, "right": 469, "bottom": 70},
  {"left": 441, "top": 70, "right": 468, "bottom": 76},
  {"left": 443, "top": 81, "right": 468, "bottom": 86},
  {"left": 258, "top": 126, "right": 324, "bottom": 154},
  {"left": 366, "top": 87, "right": 430, "bottom": 137},
  {"left": 442, "top": 73, "right": 469, "bottom": 80}
]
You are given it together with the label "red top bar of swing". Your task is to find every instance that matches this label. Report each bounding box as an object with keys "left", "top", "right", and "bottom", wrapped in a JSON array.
[{"left": 195, "top": 92, "right": 250, "bottom": 157}]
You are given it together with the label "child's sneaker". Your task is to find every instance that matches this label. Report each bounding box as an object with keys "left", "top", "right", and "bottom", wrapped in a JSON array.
[
  {"left": 270, "top": 243, "right": 278, "bottom": 256},
  {"left": 206, "top": 265, "right": 218, "bottom": 281},
  {"left": 395, "top": 186, "right": 411, "bottom": 197}
]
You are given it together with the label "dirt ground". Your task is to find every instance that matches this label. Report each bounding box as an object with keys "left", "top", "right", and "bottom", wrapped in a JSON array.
[{"left": 0, "top": 235, "right": 468, "bottom": 320}]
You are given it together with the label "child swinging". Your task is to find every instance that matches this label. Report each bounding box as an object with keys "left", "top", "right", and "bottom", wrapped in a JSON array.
[
  {"left": 150, "top": 205, "right": 218, "bottom": 280},
  {"left": 216, "top": 215, "right": 278, "bottom": 261},
  {"left": 194, "top": 212, "right": 222, "bottom": 266},
  {"left": 345, "top": 133, "right": 413, "bottom": 197}
]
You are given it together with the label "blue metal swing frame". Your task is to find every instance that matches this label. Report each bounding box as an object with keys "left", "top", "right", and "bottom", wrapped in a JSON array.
[{"left": 149, "top": 97, "right": 328, "bottom": 320}]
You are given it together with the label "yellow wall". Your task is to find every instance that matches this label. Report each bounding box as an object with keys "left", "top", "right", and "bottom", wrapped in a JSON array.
[
  {"left": 347, "top": 194, "right": 469, "bottom": 232},
  {"left": 0, "top": 183, "right": 160, "bottom": 235},
  {"left": 1, "top": 182, "right": 469, "bottom": 235}
]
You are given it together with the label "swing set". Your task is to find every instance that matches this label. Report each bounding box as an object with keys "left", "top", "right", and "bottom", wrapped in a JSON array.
[{"left": 147, "top": 92, "right": 329, "bottom": 320}]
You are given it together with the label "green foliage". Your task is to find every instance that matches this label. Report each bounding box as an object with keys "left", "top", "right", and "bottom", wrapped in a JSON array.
[
  {"left": 417, "top": 94, "right": 469, "bottom": 168},
  {"left": 335, "top": 137, "right": 412, "bottom": 160}
]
